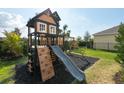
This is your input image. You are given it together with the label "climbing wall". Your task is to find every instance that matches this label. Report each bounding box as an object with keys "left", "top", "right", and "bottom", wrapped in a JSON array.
[{"left": 37, "top": 46, "right": 55, "bottom": 81}]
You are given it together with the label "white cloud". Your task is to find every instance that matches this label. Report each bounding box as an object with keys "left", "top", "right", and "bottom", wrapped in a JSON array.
[
  {"left": 0, "top": 11, "right": 27, "bottom": 37},
  {"left": 0, "top": 12, "right": 25, "bottom": 28}
]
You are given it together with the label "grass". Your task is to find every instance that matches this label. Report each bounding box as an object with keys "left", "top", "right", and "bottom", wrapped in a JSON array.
[
  {"left": 0, "top": 48, "right": 122, "bottom": 84},
  {"left": 72, "top": 48, "right": 122, "bottom": 84},
  {"left": 0, "top": 57, "right": 27, "bottom": 84}
]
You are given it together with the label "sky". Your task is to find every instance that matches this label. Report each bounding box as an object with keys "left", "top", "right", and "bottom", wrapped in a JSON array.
[{"left": 0, "top": 8, "right": 124, "bottom": 38}]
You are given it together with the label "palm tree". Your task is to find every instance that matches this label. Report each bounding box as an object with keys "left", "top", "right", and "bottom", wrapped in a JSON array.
[
  {"left": 63, "top": 24, "right": 68, "bottom": 35},
  {"left": 62, "top": 24, "right": 74, "bottom": 51},
  {"left": 66, "top": 30, "right": 71, "bottom": 38},
  {"left": 58, "top": 29, "right": 63, "bottom": 35},
  {"left": 13, "top": 27, "right": 21, "bottom": 36}
]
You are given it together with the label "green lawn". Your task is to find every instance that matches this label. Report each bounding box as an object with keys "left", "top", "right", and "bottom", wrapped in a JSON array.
[
  {"left": 72, "top": 48, "right": 122, "bottom": 84},
  {"left": 0, "top": 57, "right": 27, "bottom": 84},
  {"left": 0, "top": 48, "right": 122, "bottom": 84}
]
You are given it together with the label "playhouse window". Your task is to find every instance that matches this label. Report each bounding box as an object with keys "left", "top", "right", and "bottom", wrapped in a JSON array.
[
  {"left": 49, "top": 25, "right": 56, "bottom": 34},
  {"left": 39, "top": 22, "right": 46, "bottom": 32}
]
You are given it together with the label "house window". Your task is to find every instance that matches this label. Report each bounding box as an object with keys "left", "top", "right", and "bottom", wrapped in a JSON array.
[
  {"left": 39, "top": 22, "right": 46, "bottom": 32},
  {"left": 49, "top": 25, "right": 56, "bottom": 34}
]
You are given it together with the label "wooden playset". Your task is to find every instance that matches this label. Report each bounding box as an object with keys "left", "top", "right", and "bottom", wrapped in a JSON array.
[{"left": 26, "top": 8, "right": 85, "bottom": 82}]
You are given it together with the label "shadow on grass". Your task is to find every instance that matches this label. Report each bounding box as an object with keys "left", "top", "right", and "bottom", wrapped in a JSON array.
[
  {"left": 0, "top": 56, "right": 27, "bottom": 84},
  {"left": 0, "top": 56, "right": 27, "bottom": 69},
  {"left": 0, "top": 76, "right": 14, "bottom": 84}
]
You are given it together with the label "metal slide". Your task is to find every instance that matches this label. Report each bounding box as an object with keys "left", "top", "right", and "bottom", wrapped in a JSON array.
[{"left": 50, "top": 45, "right": 85, "bottom": 81}]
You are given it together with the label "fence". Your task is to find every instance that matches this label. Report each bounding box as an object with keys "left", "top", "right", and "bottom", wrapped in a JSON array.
[{"left": 93, "top": 42, "right": 117, "bottom": 51}]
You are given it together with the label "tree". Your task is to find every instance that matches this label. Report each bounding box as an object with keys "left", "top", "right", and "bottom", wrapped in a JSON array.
[
  {"left": 77, "top": 36, "right": 82, "bottom": 43},
  {"left": 76, "top": 36, "right": 84, "bottom": 47},
  {"left": 84, "top": 31, "right": 91, "bottom": 48},
  {"left": 13, "top": 27, "right": 21, "bottom": 36},
  {"left": 65, "top": 30, "right": 71, "bottom": 41},
  {"left": 84, "top": 31, "right": 91, "bottom": 42},
  {"left": 63, "top": 24, "right": 68, "bottom": 34},
  {"left": 62, "top": 24, "right": 72, "bottom": 51},
  {"left": 62, "top": 24, "right": 71, "bottom": 38},
  {"left": 115, "top": 23, "right": 124, "bottom": 64},
  {"left": 22, "top": 38, "right": 28, "bottom": 56},
  {"left": 66, "top": 30, "right": 71, "bottom": 37},
  {"left": 2, "top": 31, "right": 23, "bottom": 57},
  {"left": 58, "top": 29, "right": 63, "bottom": 35}
]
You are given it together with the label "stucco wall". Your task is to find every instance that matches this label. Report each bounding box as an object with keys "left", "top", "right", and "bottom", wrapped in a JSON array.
[
  {"left": 94, "top": 34, "right": 116, "bottom": 43},
  {"left": 93, "top": 34, "right": 117, "bottom": 50}
]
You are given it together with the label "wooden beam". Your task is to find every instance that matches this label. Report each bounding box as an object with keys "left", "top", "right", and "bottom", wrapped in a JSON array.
[
  {"left": 28, "top": 28, "right": 30, "bottom": 50},
  {"left": 33, "top": 21, "right": 42, "bottom": 81}
]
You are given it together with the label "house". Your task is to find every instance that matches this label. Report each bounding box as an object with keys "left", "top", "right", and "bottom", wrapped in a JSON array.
[
  {"left": 26, "top": 8, "right": 64, "bottom": 46},
  {"left": 93, "top": 25, "right": 119, "bottom": 50}
]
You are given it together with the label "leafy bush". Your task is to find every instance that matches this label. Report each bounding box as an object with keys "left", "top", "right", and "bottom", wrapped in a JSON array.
[
  {"left": 78, "top": 41, "right": 93, "bottom": 48},
  {"left": 1, "top": 31, "right": 23, "bottom": 58},
  {"left": 63, "top": 41, "right": 70, "bottom": 51},
  {"left": 115, "top": 23, "right": 124, "bottom": 64},
  {"left": 22, "top": 38, "right": 28, "bottom": 56},
  {"left": 0, "top": 40, "right": 3, "bottom": 56},
  {"left": 76, "top": 33, "right": 93, "bottom": 48}
]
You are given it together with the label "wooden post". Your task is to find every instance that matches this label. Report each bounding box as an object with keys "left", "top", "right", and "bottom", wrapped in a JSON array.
[
  {"left": 56, "top": 28, "right": 58, "bottom": 45},
  {"left": 63, "top": 35, "right": 65, "bottom": 46},
  {"left": 47, "top": 24, "right": 49, "bottom": 46},
  {"left": 30, "top": 35, "right": 32, "bottom": 48},
  {"left": 33, "top": 21, "right": 41, "bottom": 81},
  {"left": 53, "top": 37, "right": 54, "bottom": 45},
  {"left": 28, "top": 27, "right": 31, "bottom": 52},
  {"left": 40, "top": 36, "right": 41, "bottom": 45},
  {"left": 46, "top": 36, "right": 48, "bottom": 45}
]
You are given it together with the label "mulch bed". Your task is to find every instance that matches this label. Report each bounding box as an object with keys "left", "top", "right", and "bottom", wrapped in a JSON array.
[
  {"left": 14, "top": 53, "right": 99, "bottom": 84},
  {"left": 14, "top": 63, "right": 75, "bottom": 84},
  {"left": 67, "top": 53, "right": 99, "bottom": 71}
]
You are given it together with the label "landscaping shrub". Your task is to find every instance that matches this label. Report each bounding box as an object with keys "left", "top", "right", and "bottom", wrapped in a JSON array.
[
  {"left": 1, "top": 31, "right": 23, "bottom": 59},
  {"left": 115, "top": 23, "right": 124, "bottom": 64},
  {"left": 22, "top": 38, "right": 28, "bottom": 56},
  {"left": 78, "top": 41, "right": 86, "bottom": 46},
  {"left": 78, "top": 41, "right": 93, "bottom": 48},
  {"left": 114, "top": 23, "right": 124, "bottom": 83},
  {"left": 0, "top": 40, "right": 3, "bottom": 57},
  {"left": 76, "top": 32, "right": 93, "bottom": 48},
  {"left": 64, "top": 41, "right": 70, "bottom": 51}
]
